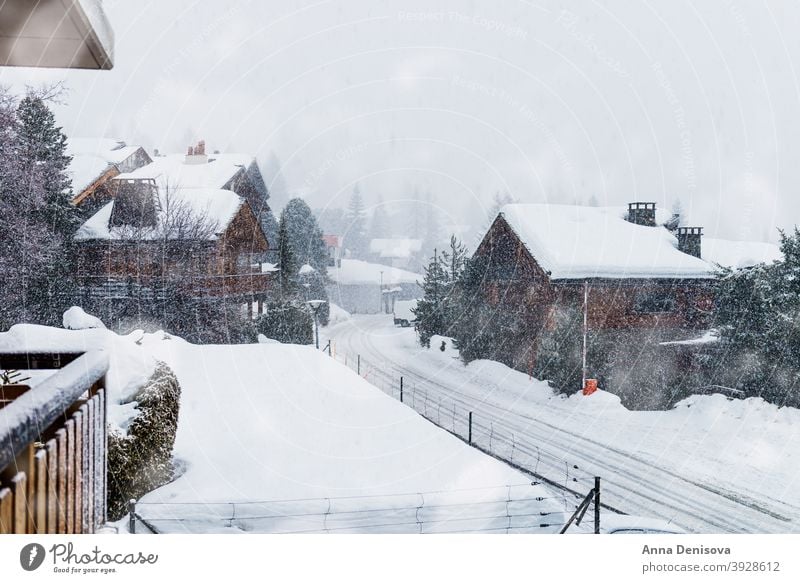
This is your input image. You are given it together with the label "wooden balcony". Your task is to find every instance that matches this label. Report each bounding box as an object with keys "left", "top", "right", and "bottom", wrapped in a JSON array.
[{"left": 0, "top": 351, "right": 109, "bottom": 534}]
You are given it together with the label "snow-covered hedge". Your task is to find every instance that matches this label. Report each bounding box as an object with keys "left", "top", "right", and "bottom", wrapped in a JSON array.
[{"left": 107, "top": 361, "right": 181, "bottom": 520}]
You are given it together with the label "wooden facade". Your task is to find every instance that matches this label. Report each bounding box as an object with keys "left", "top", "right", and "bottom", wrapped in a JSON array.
[
  {"left": 474, "top": 214, "right": 715, "bottom": 361},
  {"left": 76, "top": 199, "right": 271, "bottom": 301}
]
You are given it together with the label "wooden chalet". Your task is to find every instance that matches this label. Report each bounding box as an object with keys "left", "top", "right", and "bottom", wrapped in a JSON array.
[
  {"left": 473, "top": 203, "right": 720, "bottom": 367},
  {"left": 73, "top": 143, "right": 274, "bottom": 318}
]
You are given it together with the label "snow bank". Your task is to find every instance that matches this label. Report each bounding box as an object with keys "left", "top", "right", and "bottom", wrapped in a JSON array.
[
  {"left": 63, "top": 306, "right": 106, "bottom": 330},
  {"left": 329, "top": 258, "right": 420, "bottom": 285},
  {"left": 325, "top": 302, "right": 351, "bottom": 327},
  {"left": 134, "top": 336, "right": 554, "bottom": 529},
  {"left": 0, "top": 319, "right": 157, "bottom": 430}
]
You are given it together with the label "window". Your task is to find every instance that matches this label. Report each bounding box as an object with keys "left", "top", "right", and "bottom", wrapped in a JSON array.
[{"left": 632, "top": 290, "right": 677, "bottom": 314}]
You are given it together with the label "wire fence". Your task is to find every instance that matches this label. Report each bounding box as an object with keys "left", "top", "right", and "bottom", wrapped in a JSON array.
[
  {"left": 331, "top": 348, "right": 621, "bottom": 512},
  {"left": 133, "top": 483, "right": 585, "bottom": 534}
]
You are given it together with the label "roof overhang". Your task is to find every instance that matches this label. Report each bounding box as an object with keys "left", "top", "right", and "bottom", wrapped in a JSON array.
[{"left": 0, "top": 0, "right": 113, "bottom": 70}]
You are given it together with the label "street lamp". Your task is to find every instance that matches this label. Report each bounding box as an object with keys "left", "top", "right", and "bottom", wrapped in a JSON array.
[
  {"left": 306, "top": 299, "right": 327, "bottom": 349},
  {"left": 379, "top": 270, "right": 384, "bottom": 313}
]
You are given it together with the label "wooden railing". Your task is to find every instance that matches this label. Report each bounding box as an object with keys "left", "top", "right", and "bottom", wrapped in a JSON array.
[
  {"left": 0, "top": 350, "right": 109, "bottom": 534},
  {"left": 77, "top": 272, "right": 272, "bottom": 300}
]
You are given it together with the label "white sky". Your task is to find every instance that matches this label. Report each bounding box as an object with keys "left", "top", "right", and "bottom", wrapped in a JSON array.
[{"left": 1, "top": 0, "right": 798, "bottom": 242}]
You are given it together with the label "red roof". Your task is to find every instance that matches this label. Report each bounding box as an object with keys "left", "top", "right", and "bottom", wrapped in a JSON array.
[{"left": 323, "top": 235, "right": 342, "bottom": 247}]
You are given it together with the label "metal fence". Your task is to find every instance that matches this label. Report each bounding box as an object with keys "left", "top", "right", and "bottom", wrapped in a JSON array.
[{"left": 132, "top": 484, "right": 585, "bottom": 534}]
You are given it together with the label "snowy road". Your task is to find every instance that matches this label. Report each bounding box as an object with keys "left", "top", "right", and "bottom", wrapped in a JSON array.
[{"left": 325, "top": 315, "right": 800, "bottom": 534}]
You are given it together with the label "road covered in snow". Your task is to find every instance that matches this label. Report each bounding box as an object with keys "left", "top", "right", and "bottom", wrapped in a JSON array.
[{"left": 325, "top": 314, "right": 800, "bottom": 534}]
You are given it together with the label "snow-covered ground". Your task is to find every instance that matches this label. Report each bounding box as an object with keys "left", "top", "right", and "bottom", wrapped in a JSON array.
[
  {"left": 324, "top": 314, "right": 800, "bottom": 533},
  {"left": 129, "top": 332, "right": 567, "bottom": 533}
]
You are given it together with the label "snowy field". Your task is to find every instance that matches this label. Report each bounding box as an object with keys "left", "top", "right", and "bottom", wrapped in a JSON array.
[
  {"left": 131, "top": 334, "right": 575, "bottom": 533},
  {"left": 2, "top": 318, "right": 577, "bottom": 533},
  {"left": 324, "top": 314, "right": 800, "bottom": 533}
]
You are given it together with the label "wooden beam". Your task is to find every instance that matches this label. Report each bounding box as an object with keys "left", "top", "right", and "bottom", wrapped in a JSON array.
[
  {"left": 46, "top": 439, "right": 57, "bottom": 534},
  {"left": 56, "top": 428, "right": 67, "bottom": 534},
  {"left": 11, "top": 473, "right": 26, "bottom": 533},
  {"left": 0, "top": 486, "right": 11, "bottom": 534},
  {"left": 33, "top": 450, "right": 46, "bottom": 534}
]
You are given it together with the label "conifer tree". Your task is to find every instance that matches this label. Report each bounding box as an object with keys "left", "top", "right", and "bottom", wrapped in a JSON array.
[
  {"left": 276, "top": 210, "right": 298, "bottom": 298},
  {"left": 344, "top": 185, "right": 368, "bottom": 258}
]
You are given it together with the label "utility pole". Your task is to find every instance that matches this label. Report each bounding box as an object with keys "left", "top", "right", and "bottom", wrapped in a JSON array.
[
  {"left": 379, "top": 270, "right": 384, "bottom": 313},
  {"left": 582, "top": 280, "right": 588, "bottom": 391}
]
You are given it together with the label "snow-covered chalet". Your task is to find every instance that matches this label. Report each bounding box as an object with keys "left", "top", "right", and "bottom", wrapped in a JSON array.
[
  {"left": 473, "top": 202, "right": 781, "bottom": 369},
  {"left": 73, "top": 141, "right": 274, "bottom": 317}
]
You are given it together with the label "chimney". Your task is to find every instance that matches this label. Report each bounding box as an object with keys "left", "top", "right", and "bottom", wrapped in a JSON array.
[
  {"left": 184, "top": 140, "right": 208, "bottom": 165},
  {"left": 627, "top": 202, "right": 657, "bottom": 226},
  {"left": 676, "top": 226, "right": 703, "bottom": 258}
]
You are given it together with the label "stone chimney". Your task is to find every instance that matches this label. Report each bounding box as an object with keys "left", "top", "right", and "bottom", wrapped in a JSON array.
[
  {"left": 627, "top": 202, "right": 657, "bottom": 226},
  {"left": 676, "top": 226, "right": 703, "bottom": 258},
  {"left": 184, "top": 140, "right": 208, "bottom": 164}
]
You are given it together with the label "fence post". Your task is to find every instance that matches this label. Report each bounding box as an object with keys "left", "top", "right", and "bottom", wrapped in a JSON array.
[
  {"left": 400, "top": 377, "right": 404, "bottom": 403},
  {"left": 468, "top": 412, "right": 473, "bottom": 445},
  {"left": 357, "top": 355, "right": 360, "bottom": 375},
  {"left": 128, "top": 499, "right": 136, "bottom": 534},
  {"left": 594, "top": 477, "right": 600, "bottom": 534}
]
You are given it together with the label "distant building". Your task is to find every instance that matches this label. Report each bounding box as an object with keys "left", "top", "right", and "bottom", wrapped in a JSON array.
[
  {"left": 368, "top": 238, "right": 423, "bottom": 271},
  {"left": 326, "top": 259, "right": 421, "bottom": 314},
  {"left": 323, "top": 235, "right": 343, "bottom": 267}
]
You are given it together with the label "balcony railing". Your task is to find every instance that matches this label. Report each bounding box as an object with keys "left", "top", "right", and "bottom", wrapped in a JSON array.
[{"left": 0, "top": 350, "right": 109, "bottom": 534}]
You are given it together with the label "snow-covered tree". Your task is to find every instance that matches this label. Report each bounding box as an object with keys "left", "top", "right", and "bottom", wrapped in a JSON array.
[
  {"left": 344, "top": 185, "right": 368, "bottom": 258},
  {"left": 714, "top": 228, "right": 800, "bottom": 406},
  {"left": 281, "top": 198, "right": 328, "bottom": 275},
  {"left": 276, "top": 209, "right": 298, "bottom": 298},
  {"left": 368, "top": 196, "right": 390, "bottom": 241},
  {"left": 0, "top": 88, "right": 78, "bottom": 329},
  {"left": 413, "top": 235, "right": 468, "bottom": 348}
]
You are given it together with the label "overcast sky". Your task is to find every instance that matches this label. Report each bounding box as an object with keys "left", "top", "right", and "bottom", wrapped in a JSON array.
[{"left": 2, "top": 0, "right": 799, "bottom": 242}]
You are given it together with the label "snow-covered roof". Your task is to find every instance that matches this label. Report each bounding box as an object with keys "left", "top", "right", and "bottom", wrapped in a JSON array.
[
  {"left": 75, "top": 187, "right": 244, "bottom": 241},
  {"left": 393, "top": 299, "right": 418, "bottom": 321},
  {"left": 328, "top": 259, "right": 420, "bottom": 285},
  {"left": 298, "top": 263, "right": 316, "bottom": 275},
  {"left": 67, "top": 137, "right": 142, "bottom": 194},
  {"left": 369, "top": 238, "right": 423, "bottom": 259},
  {"left": 702, "top": 238, "right": 782, "bottom": 269},
  {"left": 117, "top": 153, "right": 253, "bottom": 190},
  {"left": 497, "top": 204, "right": 717, "bottom": 280}
]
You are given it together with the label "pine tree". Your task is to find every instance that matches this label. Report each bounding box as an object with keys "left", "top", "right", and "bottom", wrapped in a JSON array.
[
  {"left": 0, "top": 90, "right": 78, "bottom": 328},
  {"left": 440, "top": 235, "right": 468, "bottom": 284},
  {"left": 276, "top": 210, "right": 298, "bottom": 298},
  {"left": 344, "top": 185, "right": 368, "bottom": 258},
  {"left": 412, "top": 249, "right": 449, "bottom": 347},
  {"left": 282, "top": 198, "right": 328, "bottom": 275},
  {"left": 714, "top": 228, "right": 800, "bottom": 406},
  {"left": 368, "top": 196, "right": 390, "bottom": 242}
]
